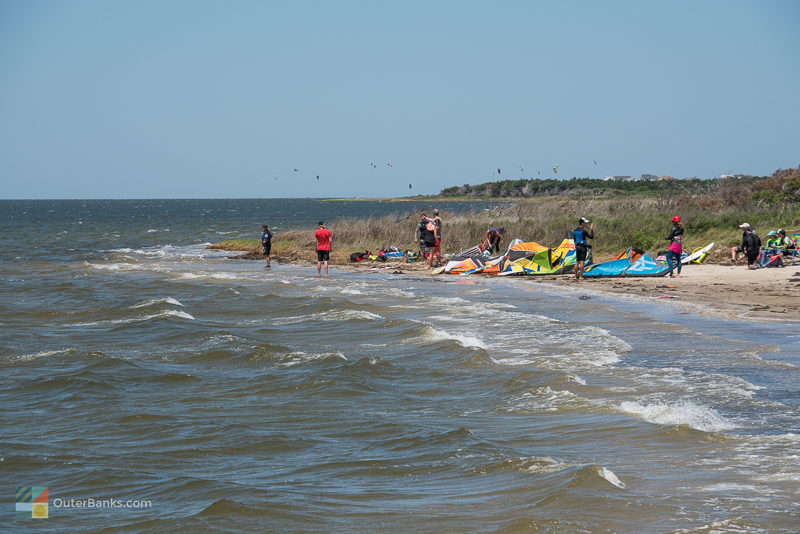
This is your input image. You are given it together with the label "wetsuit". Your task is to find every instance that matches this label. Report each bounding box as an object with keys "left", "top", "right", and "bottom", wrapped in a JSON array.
[
  {"left": 741, "top": 231, "right": 761, "bottom": 266},
  {"left": 573, "top": 226, "right": 594, "bottom": 262},
  {"left": 416, "top": 221, "right": 428, "bottom": 252},
  {"left": 423, "top": 222, "right": 438, "bottom": 251},
  {"left": 261, "top": 230, "right": 273, "bottom": 256}
]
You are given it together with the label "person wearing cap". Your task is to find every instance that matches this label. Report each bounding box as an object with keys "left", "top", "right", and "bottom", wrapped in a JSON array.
[
  {"left": 260, "top": 224, "right": 273, "bottom": 268},
  {"left": 732, "top": 223, "right": 761, "bottom": 269},
  {"left": 765, "top": 231, "right": 779, "bottom": 250},
  {"left": 665, "top": 216, "right": 684, "bottom": 278},
  {"left": 314, "top": 221, "right": 332, "bottom": 276},
  {"left": 572, "top": 217, "right": 595, "bottom": 280}
]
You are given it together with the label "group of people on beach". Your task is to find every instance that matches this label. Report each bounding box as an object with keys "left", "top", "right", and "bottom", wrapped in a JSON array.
[
  {"left": 259, "top": 213, "right": 797, "bottom": 277},
  {"left": 730, "top": 224, "right": 796, "bottom": 269}
]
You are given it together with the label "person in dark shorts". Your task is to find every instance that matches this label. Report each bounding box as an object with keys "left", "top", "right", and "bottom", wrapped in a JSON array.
[
  {"left": 314, "top": 221, "right": 332, "bottom": 276},
  {"left": 572, "top": 217, "right": 595, "bottom": 280},
  {"left": 261, "top": 224, "right": 273, "bottom": 267},
  {"left": 737, "top": 223, "right": 761, "bottom": 269},
  {"left": 424, "top": 219, "right": 440, "bottom": 268}
]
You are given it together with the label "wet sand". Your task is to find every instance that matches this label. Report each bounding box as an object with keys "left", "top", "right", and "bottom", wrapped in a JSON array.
[
  {"left": 544, "top": 263, "right": 800, "bottom": 322},
  {"left": 338, "top": 261, "right": 800, "bottom": 323}
]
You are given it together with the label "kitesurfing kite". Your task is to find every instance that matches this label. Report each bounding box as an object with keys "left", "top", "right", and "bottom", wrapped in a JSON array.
[
  {"left": 293, "top": 168, "right": 299, "bottom": 173},
  {"left": 316, "top": 175, "right": 320, "bottom": 180},
  {"left": 497, "top": 168, "right": 502, "bottom": 175},
  {"left": 408, "top": 183, "right": 412, "bottom": 189},
  {"left": 553, "top": 164, "right": 559, "bottom": 174}
]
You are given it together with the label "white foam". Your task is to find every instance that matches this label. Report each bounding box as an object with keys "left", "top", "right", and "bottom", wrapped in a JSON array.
[
  {"left": 340, "top": 287, "right": 365, "bottom": 295},
  {"left": 130, "top": 297, "right": 184, "bottom": 309},
  {"left": 5, "top": 349, "right": 71, "bottom": 362},
  {"left": 598, "top": 466, "right": 626, "bottom": 489},
  {"left": 176, "top": 272, "right": 240, "bottom": 281},
  {"left": 504, "top": 387, "right": 588, "bottom": 413},
  {"left": 72, "top": 309, "right": 195, "bottom": 327},
  {"left": 274, "top": 351, "right": 348, "bottom": 367},
  {"left": 421, "top": 326, "right": 487, "bottom": 349},
  {"left": 618, "top": 400, "right": 737, "bottom": 432},
  {"left": 86, "top": 262, "right": 143, "bottom": 271}
]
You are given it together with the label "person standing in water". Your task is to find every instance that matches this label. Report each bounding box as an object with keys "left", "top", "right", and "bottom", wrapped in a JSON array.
[
  {"left": 314, "top": 221, "right": 332, "bottom": 276},
  {"left": 261, "top": 224, "right": 273, "bottom": 268},
  {"left": 665, "top": 216, "right": 684, "bottom": 277},
  {"left": 573, "top": 217, "right": 594, "bottom": 280}
]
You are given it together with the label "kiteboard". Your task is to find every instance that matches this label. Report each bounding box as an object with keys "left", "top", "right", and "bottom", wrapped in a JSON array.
[{"left": 681, "top": 242, "right": 714, "bottom": 264}]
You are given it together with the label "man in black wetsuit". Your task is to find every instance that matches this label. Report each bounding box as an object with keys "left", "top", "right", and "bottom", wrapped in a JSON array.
[
  {"left": 739, "top": 223, "right": 761, "bottom": 270},
  {"left": 261, "top": 224, "right": 273, "bottom": 267},
  {"left": 572, "top": 217, "right": 595, "bottom": 280}
]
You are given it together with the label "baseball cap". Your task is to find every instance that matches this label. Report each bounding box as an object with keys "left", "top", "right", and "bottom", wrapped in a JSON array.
[
  {"left": 671, "top": 216, "right": 681, "bottom": 222},
  {"left": 739, "top": 223, "right": 751, "bottom": 229},
  {"left": 318, "top": 221, "right": 325, "bottom": 226},
  {"left": 579, "top": 217, "right": 590, "bottom": 224},
  {"left": 433, "top": 209, "right": 439, "bottom": 215},
  {"left": 767, "top": 230, "right": 777, "bottom": 236},
  {"left": 778, "top": 228, "right": 786, "bottom": 235}
]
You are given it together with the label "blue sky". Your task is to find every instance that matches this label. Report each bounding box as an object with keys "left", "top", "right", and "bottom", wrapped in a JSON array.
[{"left": 1, "top": 0, "right": 798, "bottom": 199}]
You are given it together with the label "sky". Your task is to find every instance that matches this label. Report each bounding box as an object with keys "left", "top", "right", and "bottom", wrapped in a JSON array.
[{"left": 0, "top": 0, "right": 798, "bottom": 199}]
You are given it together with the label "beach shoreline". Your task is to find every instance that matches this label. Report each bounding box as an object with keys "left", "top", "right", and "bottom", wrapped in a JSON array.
[{"left": 257, "top": 254, "right": 800, "bottom": 323}]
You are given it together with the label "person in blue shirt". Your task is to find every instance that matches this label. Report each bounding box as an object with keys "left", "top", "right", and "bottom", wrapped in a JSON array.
[
  {"left": 261, "top": 224, "right": 273, "bottom": 268},
  {"left": 572, "top": 217, "right": 595, "bottom": 280}
]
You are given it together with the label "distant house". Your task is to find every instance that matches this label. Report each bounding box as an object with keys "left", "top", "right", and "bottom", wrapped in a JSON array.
[
  {"left": 612, "top": 175, "right": 634, "bottom": 181},
  {"left": 640, "top": 174, "right": 658, "bottom": 181},
  {"left": 658, "top": 175, "right": 675, "bottom": 181}
]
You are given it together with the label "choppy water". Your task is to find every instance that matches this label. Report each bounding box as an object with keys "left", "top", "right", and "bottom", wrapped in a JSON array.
[{"left": 2, "top": 200, "right": 799, "bottom": 533}]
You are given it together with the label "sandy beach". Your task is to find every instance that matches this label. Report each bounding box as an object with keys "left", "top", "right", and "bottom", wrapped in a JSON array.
[{"left": 335, "top": 260, "right": 800, "bottom": 323}]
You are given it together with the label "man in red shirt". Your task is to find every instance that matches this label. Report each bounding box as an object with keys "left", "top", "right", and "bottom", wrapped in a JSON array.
[{"left": 314, "top": 221, "right": 332, "bottom": 276}]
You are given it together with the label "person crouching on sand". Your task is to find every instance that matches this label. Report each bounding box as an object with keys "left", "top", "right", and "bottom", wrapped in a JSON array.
[
  {"left": 314, "top": 221, "right": 332, "bottom": 276},
  {"left": 732, "top": 223, "right": 761, "bottom": 270},
  {"left": 573, "top": 217, "right": 594, "bottom": 280},
  {"left": 482, "top": 227, "right": 506, "bottom": 255},
  {"left": 665, "top": 216, "right": 684, "bottom": 278}
]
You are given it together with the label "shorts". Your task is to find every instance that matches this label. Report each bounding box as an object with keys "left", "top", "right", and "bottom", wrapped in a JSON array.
[
  {"left": 317, "top": 249, "right": 330, "bottom": 262},
  {"left": 575, "top": 244, "right": 588, "bottom": 262},
  {"left": 262, "top": 244, "right": 271, "bottom": 256},
  {"left": 746, "top": 250, "right": 759, "bottom": 265},
  {"left": 735, "top": 246, "right": 744, "bottom": 253},
  {"left": 424, "top": 242, "right": 437, "bottom": 252}
]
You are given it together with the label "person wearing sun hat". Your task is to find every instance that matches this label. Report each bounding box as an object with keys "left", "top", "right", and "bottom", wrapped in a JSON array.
[{"left": 665, "top": 215, "right": 685, "bottom": 277}]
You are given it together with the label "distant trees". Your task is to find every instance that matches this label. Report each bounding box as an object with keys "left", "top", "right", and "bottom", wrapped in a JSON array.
[{"left": 438, "top": 177, "right": 715, "bottom": 198}]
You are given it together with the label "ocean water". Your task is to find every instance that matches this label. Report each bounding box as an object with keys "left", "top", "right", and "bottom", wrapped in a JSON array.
[{"left": 1, "top": 199, "right": 798, "bottom": 533}]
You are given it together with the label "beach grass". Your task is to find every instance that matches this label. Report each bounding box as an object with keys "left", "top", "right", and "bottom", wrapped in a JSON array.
[{"left": 210, "top": 192, "right": 800, "bottom": 264}]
